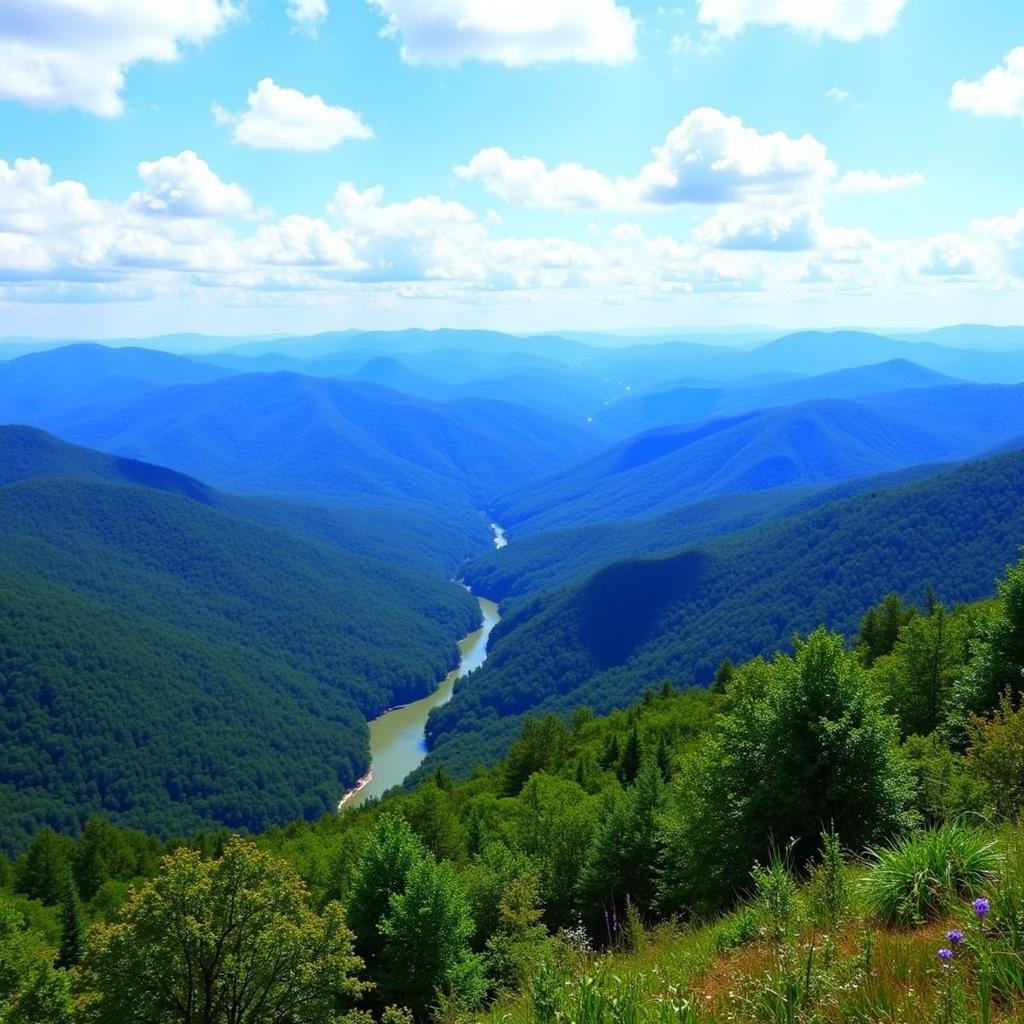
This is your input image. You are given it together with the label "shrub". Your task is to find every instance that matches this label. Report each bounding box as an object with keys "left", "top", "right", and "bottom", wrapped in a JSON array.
[{"left": 861, "top": 823, "right": 1001, "bottom": 925}]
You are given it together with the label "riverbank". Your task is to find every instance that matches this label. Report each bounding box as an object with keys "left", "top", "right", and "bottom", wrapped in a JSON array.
[
  {"left": 337, "top": 769, "right": 374, "bottom": 811},
  {"left": 339, "top": 522, "right": 505, "bottom": 812}
]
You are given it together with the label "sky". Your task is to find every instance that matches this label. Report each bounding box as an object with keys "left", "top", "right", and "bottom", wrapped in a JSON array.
[{"left": 1, "top": 0, "right": 1023, "bottom": 338}]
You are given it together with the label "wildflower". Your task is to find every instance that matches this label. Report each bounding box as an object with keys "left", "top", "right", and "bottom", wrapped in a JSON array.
[
  {"left": 973, "top": 897, "right": 990, "bottom": 919},
  {"left": 946, "top": 929, "right": 964, "bottom": 946},
  {"left": 937, "top": 948, "right": 954, "bottom": 962}
]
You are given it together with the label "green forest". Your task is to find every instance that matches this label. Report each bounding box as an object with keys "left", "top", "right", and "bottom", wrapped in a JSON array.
[
  {"left": 424, "top": 450, "right": 1024, "bottom": 778},
  {"left": 5, "top": 553, "right": 1024, "bottom": 1022},
  {"left": 0, "top": 428, "right": 481, "bottom": 850}
]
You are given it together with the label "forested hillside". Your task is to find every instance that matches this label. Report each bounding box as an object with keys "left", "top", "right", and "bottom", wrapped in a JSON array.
[
  {"left": 426, "top": 450, "right": 1024, "bottom": 776},
  {"left": 7, "top": 554, "right": 1024, "bottom": 1024},
  {"left": 495, "top": 384, "right": 1024, "bottom": 533},
  {"left": 48, "top": 372, "right": 600, "bottom": 529},
  {"left": 0, "top": 428, "right": 480, "bottom": 849}
]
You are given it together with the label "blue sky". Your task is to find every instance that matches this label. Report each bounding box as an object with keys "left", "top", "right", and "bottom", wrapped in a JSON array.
[{"left": 1, "top": 0, "right": 1023, "bottom": 337}]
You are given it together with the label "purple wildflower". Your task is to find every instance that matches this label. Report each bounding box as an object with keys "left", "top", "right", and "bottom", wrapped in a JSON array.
[
  {"left": 973, "top": 897, "right": 990, "bottom": 919},
  {"left": 938, "top": 948, "right": 954, "bottom": 962},
  {"left": 946, "top": 929, "right": 964, "bottom": 946}
]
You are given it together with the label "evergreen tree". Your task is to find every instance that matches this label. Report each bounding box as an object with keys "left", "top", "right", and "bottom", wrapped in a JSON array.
[
  {"left": 14, "top": 828, "right": 74, "bottom": 905},
  {"left": 617, "top": 725, "right": 642, "bottom": 785},
  {"left": 346, "top": 814, "right": 426, "bottom": 980},
  {"left": 578, "top": 762, "right": 667, "bottom": 928},
  {"left": 858, "top": 594, "right": 916, "bottom": 666},
  {"left": 655, "top": 733, "right": 672, "bottom": 781},
  {"left": 57, "top": 872, "right": 84, "bottom": 969},
  {"left": 378, "top": 856, "right": 485, "bottom": 1015},
  {"left": 660, "top": 628, "right": 913, "bottom": 914}
]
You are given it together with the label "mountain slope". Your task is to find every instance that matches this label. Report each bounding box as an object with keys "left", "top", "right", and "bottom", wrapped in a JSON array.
[
  {"left": 496, "top": 385, "right": 1024, "bottom": 534},
  {"left": 595, "top": 359, "right": 960, "bottom": 436},
  {"left": 49, "top": 372, "right": 601, "bottom": 526},
  {"left": 0, "top": 343, "right": 229, "bottom": 423},
  {"left": 423, "top": 449, "right": 1024, "bottom": 776},
  {"left": 0, "top": 427, "right": 479, "bottom": 847}
]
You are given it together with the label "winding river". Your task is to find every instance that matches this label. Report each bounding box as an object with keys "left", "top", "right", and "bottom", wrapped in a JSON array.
[{"left": 340, "top": 527, "right": 503, "bottom": 811}]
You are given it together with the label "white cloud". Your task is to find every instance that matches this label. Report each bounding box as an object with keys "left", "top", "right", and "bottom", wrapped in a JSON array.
[
  {"left": 130, "top": 151, "right": 251, "bottom": 218},
  {"left": 825, "top": 86, "right": 849, "bottom": 101},
  {"left": 213, "top": 78, "right": 373, "bottom": 152},
  {"left": 456, "top": 108, "right": 835, "bottom": 212},
  {"left": 367, "top": 0, "right": 638, "bottom": 67},
  {"left": 696, "top": 206, "right": 819, "bottom": 251},
  {"left": 287, "top": 0, "right": 329, "bottom": 37},
  {"left": 0, "top": 0, "right": 236, "bottom": 117},
  {"left": 696, "top": 0, "right": 906, "bottom": 41},
  {"left": 0, "top": 158, "right": 107, "bottom": 234},
  {"left": 242, "top": 215, "right": 366, "bottom": 269},
  {"left": 836, "top": 170, "right": 925, "bottom": 194},
  {"left": 950, "top": 47, "right": 1024, "bottom": 120},
  {"left": 915, "top": 235, "right": 978, "bottom": 277}
]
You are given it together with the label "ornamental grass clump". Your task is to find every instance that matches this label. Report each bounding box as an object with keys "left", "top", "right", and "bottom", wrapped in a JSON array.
[{"left": 860, "top": 823, "right": 1001, "bottom": 926}]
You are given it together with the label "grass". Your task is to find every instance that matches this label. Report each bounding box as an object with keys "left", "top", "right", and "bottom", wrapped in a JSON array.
[
  {"left": 860, "top": 823, "right": 1002, "bottom": 926},
  {"left": 468, "top": 826, "right": 1024, "bottom": 1024}
]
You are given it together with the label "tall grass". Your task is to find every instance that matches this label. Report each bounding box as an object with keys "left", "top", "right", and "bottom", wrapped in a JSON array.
[{"left": 860, "top": 823, "right": 1001, "bottom": 926}]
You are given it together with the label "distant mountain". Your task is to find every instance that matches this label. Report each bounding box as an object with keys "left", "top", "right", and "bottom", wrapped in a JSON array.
[
  {"left": 594, "top": 359, "right": 960, "bottom": 436},
  {"left": 50, "top": 372, "right": 601, "bottom": 533},
  {"left": 0, "top": 344, "right": 230, "bottom": 423},
  {"left": 576, "top": 330, "right": 1024, "bottom": 388},
  {"left": 223, "top": 328, "right": 594, "bottom": 364},
  {"left": 496, "top": 384, "right": 1024, "bottom": 534},
  {"left": 895, "top": 325, "right": 1024, "bottom": 352},
  {"left": 0, "top": 426, "right": 480, "bottom": 849},
  {"left": 423, "top": 449, "right": 1024, "bottom": 778}
]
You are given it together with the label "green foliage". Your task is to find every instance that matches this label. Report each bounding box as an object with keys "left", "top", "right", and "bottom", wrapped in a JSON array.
[
  {"left": 951, "top": 555, "right": 1024, "bottom": 728},
  {"left": 660, "top": 629, "right": 913, "bottom": 914},
  {"left": 484, "top": 874, "right": 548, "bottom": 991},
  {"left": 0, "top": 898, "right": 73, "bottom": 1024},
  {"left": 859, "top": 593, "right": 917, "bottom": 667},
  {"left": 869, "top": 603, "right": 970, "bottom": 737},
  {"left": 76, "top": 836, "right": 366, "bottom": 1024},
  {"left": 428, "top": 452, "right": 1024, "bottom": 779},
  {"left": 56, "top": 873, "right": 84, "bottom": 969},
  {"left": 861, "top": 823, "right": 1001, "bottom": 925},
  {"left": 13, "top": 829, "right": 74, "bottom": 905},
  {"left": 808, "top": 828, "right": 849, "bottom": 929},
  {"left": 347, "top": 814, "right": 426, "bottom": 980},
  {"left": 965, "top": 692, "right": 1024, "bottom": 821},
  {"left": 378, "top": 856, "right": 485, "bottom": 1016},
  {"left": 578, "top": 763, "right": 666, "bottom": 927}
]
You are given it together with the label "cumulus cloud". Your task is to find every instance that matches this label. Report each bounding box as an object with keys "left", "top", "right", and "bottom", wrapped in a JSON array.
[
  {"left": 130, "top": 151, "right": 251, "bottom": 218},
  {"left": 213, "top": 78, "right": 373, "bottom": 152},
  {"left": 0, "top": 0, "right": 235, "bottom": 116},
  {"left": 0, "top": 158, "right": 107, "bottom": 234},
  {"left": 696, "top": 0, "right": 906, "bottom": 40},
  {"left": 287, "top": 0, "right": 329, "bottom": 37},
  {"left": 915, "top": 235, "right": 978, "bottom": 277},
  {"left": 836, "top": 170, "right": 925, "bottom": 193},
  {"left": 951, "top": 47, "right": 1024, "bottom": 120},
  {"left": 695, "top": 207, "right": 819, "bottom": 251},
  {"left": 825, "top": 86, "right": 849, "bottom": 101},
  {"left": 457, "top": 108, "right": 835, "bottom": 212},
  {"left": 367, "top": 0, "right": 638, "bottom": 67}
]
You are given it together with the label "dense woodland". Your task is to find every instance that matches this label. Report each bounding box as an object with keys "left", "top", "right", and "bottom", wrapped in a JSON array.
[
  {"left": 0, "top": 428, "right": 481, "bottom": 849},
  {"left": 4, "top": 556, "right": 1024, "bottom": 1022},
  {"left": 425, "top": 450, "right": 1024, "bottom": 778}
]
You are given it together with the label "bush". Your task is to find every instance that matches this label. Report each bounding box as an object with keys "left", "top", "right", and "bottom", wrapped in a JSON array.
[{"left": 861, "top": 823, "right": 1001, "bottom": 925}]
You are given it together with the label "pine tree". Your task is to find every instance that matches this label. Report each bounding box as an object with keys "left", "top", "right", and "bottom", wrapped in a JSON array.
[
  {"left": 618, "top": 725, "right": 642, "bottom": 785},
  {"left": 57, "top": 872, "right": 84, "bottom": 969}
]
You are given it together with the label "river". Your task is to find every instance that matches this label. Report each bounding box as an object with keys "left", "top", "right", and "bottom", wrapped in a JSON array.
[{"left": 339, "top": 526, "right": 504, "bottom": 811}]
